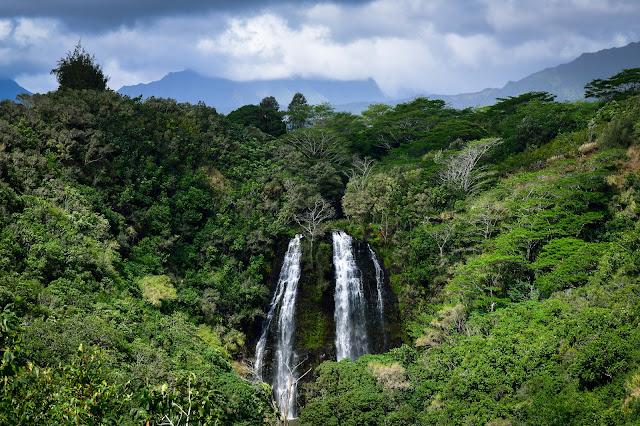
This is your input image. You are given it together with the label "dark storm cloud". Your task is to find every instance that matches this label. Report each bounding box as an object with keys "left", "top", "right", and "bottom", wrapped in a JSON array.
[
  {"left": 0, "top": 0, "right": 373, "bottom": 31},
  {"left": 479, "top": 0, "right": 640, "bottom": 40},
  {"left": 302, "top": 1, "right": 492, "bottom": 44}
]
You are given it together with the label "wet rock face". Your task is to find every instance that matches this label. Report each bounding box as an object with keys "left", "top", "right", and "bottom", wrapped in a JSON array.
[
  {"left": 352, "top": 238, "right": 396, "bottom": 353},
  {"left": 295, "top": 236, "right": 336, "bottom": 368},
  {"left": 293, "top": 232, "right": 401, "bottom": 366}
]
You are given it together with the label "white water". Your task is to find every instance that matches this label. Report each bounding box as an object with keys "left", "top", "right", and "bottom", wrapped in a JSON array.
[
  {"left": 368, "top": 245, "right": 388, "bottom": 349},
  {"left": 333, "top": 230, "right": 369, "bottom": 361},
  {"left": 254, "top": 234, "right": 302, "bottom": 419}
]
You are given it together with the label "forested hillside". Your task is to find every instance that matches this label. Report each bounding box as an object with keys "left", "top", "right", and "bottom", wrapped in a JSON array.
[{"left": 2, "top": 66, "right": 640, "bottom": 424}]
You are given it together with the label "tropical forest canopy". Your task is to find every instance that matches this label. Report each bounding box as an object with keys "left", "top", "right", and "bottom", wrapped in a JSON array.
[{"left": 2, "top": 50, "right": 640, "bottom": 424}]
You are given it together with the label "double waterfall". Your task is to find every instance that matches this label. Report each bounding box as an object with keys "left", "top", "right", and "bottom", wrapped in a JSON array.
[{"left": 254, "top": 231, "right": 389, "bottom": 418}]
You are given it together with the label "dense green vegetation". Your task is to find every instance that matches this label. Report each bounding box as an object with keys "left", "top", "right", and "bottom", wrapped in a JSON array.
[
  {"left": 0, "top": 90, "right": 282, "bottom": 424},
  {"left": 1, "top": 63, "right": 640, "bottom": 424},
  {"left": 298, "top": 91, "right": 640, "bottom": 425}
]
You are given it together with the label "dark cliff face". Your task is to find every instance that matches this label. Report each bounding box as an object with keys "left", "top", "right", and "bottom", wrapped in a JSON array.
[
  {"left": 351, "top": 238, "right": 402, "bottom": 353},
  {"left": 295, "top": 235, "right": 337, "bottom": 366},
  {"left": 292, "top": 233, "right": 401, "bottom": 360}
]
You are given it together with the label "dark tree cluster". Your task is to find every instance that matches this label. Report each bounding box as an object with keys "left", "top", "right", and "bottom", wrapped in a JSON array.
[
  {"left": 585, "top": 68, "right": 640, "bottom": 102},
  {"left": 50, "top": 42, "right": 109, "bottom": 91}
]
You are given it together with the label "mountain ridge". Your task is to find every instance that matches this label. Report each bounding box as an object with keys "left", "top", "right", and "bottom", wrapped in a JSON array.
[
  {"left": 118, "top": 71, "right": 388, "bottom": 113},
  {"left": 429, "top": 41, "right": 640, "bottom": 109},
  {"left": 0, "top": 78, "right": 31, "bottom": 101},
  {"left": 114, "top": 41, "right": 640, "bottom": 113}
]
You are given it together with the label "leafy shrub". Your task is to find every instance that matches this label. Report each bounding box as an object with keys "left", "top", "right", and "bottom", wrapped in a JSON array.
[{"left": 138, "top": 274, "right": 177, "bottom": 306}]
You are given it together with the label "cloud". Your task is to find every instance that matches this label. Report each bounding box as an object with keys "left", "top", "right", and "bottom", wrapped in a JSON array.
[
  {"left": 199, "top": 13, "right": 445, "bottom": 95},
  {"left": 0, "top": 18, "right": 79, "bottom": 82},
  {"left": 5, "top": 14, "right": 230, "bottom": 91},
  {"left": 480, "top": 0, "right": 640, "bottom": 37},
  {"left": 445, "top": 33, "right": 501, "bottom": 67},
  {"left": 301, "top": 0, "right": 437, "bottom": 41},
  {"left": 14, "top": 72, "right": 57, "bottom": 94},
  {"left": 13, "top": 18, "right": 57, "bottom": 48},
  {"left": 0, "top": 0, "right": 373, "bottom": 31},
  {"left": 0, "top": 21, "right": 12, "bottom": 40},
  {"left": 193, "top": 0, "right": 640, "bottom": 95},
  {"left": 1, "top": 0, "right": 639, "bottom": 97}
]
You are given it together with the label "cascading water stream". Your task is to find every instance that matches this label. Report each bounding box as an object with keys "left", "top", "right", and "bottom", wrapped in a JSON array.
[
  {"left": 368, "top": 245, "right": 388, "bottom": 349},
  {"left": 333, "top": 230, "right": 369, "bottom": 361},
  {"left": 255, "top": 232, "right": 391, "bottom": 417},
  {"left": 254, "top": 234, "right": 302, "bottom": 419}
]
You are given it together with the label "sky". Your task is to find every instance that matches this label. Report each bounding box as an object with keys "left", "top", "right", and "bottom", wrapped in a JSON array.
[{"left": 1, "top": 0, "right": 639, "bottom": 97}]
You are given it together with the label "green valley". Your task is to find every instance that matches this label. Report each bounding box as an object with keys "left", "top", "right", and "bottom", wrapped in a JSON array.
[{"left": 2, "top": 59, "right": 640, "bottom": 425}]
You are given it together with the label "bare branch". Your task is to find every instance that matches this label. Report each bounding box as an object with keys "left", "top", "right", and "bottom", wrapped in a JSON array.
[
  {"left": 294, "top": 196, "right": 335, "bottom": 260},
  {"left": 437, "top": 138, "right": 502, "bottom": 193},
  {"left": 424, "top": 222, "right": 456, "bottom": 259},
  {"left": 157, "top": 375, "right": 194, "bottom": 426},
  {"left": 285, "top": 127, "right": 346, "bottom": 162},
  {"left": 346, "top": 156, "right": 376, "bottom": 192}
]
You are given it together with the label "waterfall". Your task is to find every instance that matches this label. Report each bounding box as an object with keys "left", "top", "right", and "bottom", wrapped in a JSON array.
[
  {"left": 368, "top": 245, "right": 388, "bottom": 349},
  {"left": 254, "top": 234, "right": 302, "bottom": 419},
  {"left": 255, "top": 231, "right": 392, "bottom": 417},
  {"left": 333, "top": 230, "right": 369, "bottom": 361}
]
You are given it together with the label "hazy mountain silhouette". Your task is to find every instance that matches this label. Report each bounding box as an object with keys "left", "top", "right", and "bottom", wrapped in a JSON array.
[
  {"left": 117, "top": 41, "right": 640, "bottom": 113},
  {"left": 428, "top": 41, "right": 640, "bottom": 109},
  {"left": 118, "top": 71, "right": 387, "bottom": 113},
  {"left": 0, "top": 78, "right": 31, "bottom": 100}
]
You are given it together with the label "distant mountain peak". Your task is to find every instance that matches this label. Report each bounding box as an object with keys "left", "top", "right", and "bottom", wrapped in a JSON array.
[
  {"left": 0, "top": 78, "right": 31, "bottom": 101},
  {"left": 117, "top": 41, "right": 640, "bottom": 114},
  {"left": 118, "top": 71, "right": 387, "bottom": 113},
  {"left": 430, "top": 41, "right": 640, "bottom": 109}
]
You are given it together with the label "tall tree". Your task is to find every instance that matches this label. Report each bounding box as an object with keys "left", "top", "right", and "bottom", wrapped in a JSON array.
[
  {"left": 286, "top": 92, "right": 311, "bottom": 131},
  {"left": 259, "top": 96, "right": 280, "bottom": 111},
  {"left": 51, "top": 42, "right": 109, "bottom": 91},
  {"left": 288, "top": 92, "right": 307, "bottom": 110},
  {"left": 227, "top": 104, "right": 286, "bottom": 137},
  {"left": 284, "top": 127, "right": 346, "bottom": 162},
  {"left": 436, "top": 138, "right": 503, "bottom": 193}
]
